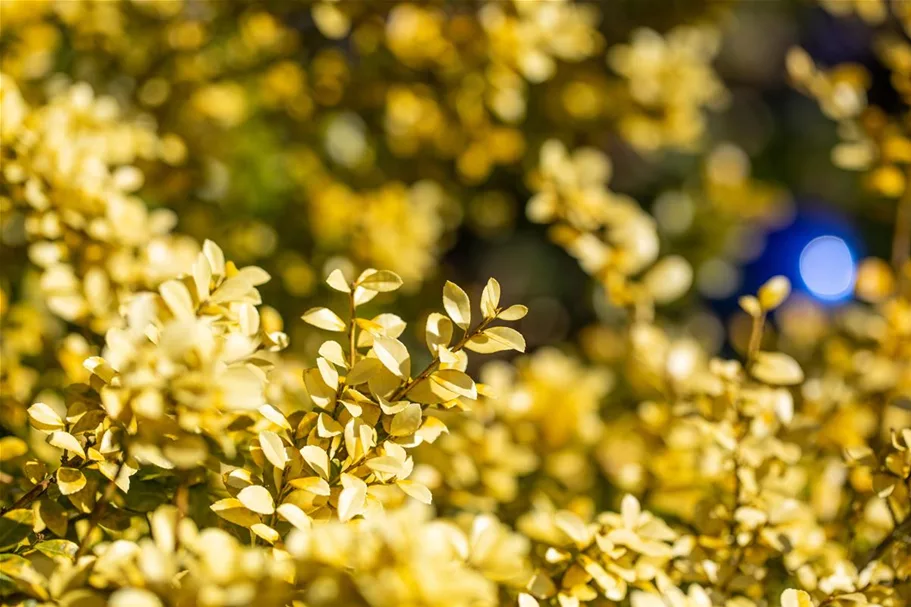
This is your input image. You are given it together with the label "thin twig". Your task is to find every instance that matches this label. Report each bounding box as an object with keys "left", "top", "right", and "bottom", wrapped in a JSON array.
[
  {"left": 1, "top": 456, "right": 82, "bottom": 515},
  {"left": 388, "top": 316, "right": 494, "bottom": 402},
  {"left": 347, "top": 289, "right": 357, "bottom": 368},
  {"left": 747, "top": 312, "right": 765, "bottom": 362},
  {"left": 1, "top": 476, "right": 55, "bottom": 515}
]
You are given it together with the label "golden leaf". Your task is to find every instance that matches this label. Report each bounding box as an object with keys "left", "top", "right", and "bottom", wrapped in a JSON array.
[
  {"left": 443, "top": 281, "right": 471, "bottom": 329},
  {"left": 301, "top": 307, "right": 346, "bottom": 332}
]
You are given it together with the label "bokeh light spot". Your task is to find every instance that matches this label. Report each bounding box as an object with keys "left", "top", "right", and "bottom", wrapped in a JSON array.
[{"left": 799, "top": 236, "right": 855, "bottom": 300}]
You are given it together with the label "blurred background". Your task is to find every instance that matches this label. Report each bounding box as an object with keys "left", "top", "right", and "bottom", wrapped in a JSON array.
[{"left": 0, "top": 0, "right": 905, "bottom": 366}]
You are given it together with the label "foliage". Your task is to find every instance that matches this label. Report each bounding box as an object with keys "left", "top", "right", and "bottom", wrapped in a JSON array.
[{"left": 1, "top": 2, "right": 909, "bottom": 607}]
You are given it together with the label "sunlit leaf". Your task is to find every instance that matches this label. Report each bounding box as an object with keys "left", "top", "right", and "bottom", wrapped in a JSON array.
[
  {"left": 443, "top": 281, "right": 471, "bottom": 329},
  {"left": 301, "top": 307, "right": 346, "bottom": 332}
]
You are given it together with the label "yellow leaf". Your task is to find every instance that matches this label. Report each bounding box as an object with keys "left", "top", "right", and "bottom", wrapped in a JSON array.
[
  {"left": 276, "top": 503, "right": 311, "bottom": 531},
  {"left": 0, "top": 437, "right": 28, "bottom": 461},
  {"left": 390, "top": 402, "right": 422, "bottom": 436},
  {"left": 518, "top": 594, "right": 540, "bottom": 607},
  {"left": 357, "top": 269, "right": 404, "bottom": 292},
  {"left": 47, "top": 432, "right": 85, "bottom": 460},
  {"left": 159, "top": 279, "right": 195, "bottom": 320},
  {"left": 397, "top": 480, "right": 432, "bottom": 504},
  {"left": 303, "top": 368, "right": 336, "bottom": 410},
  {"left": 318, "top": 340, "right": 347, "bottom": 367},
  {"left": 301, "top": 445, "right": 330, "bottom": 480},
  {"left": 346, "top": 358, "right": 381, "bottom": 385},
  {"left": 429, "top": 369, "right": 477, "bottom": 400},
  {"left": 56, "top": 467, "right": 86, "bottom": 496},
  {"left": 110, "top": 589, "right": 163, "bottom": 607},
  {"left": 781, "top": 589, "right": 814, "bottom": 607},
  {"left": 192, "top": 254, "right": 212, "bottom": 301},
  {"left": 325, "top": 269, "right": 351, "bottom": 292},
  {"left": 480, "top": 278, "right": 501, "bottom": 318},
  {"left": 301, "top": 307, "right": 346, "bottom": 332},
  {"left": 424, "top": 312, "right": 453, "bottom": 354},
  {"left": 372, "top": 336, "right": 411, "bottom": 378},
  {"left": 497, "top": 304, "right": 528, "bottom": 321},
  {"left": 415, "top": 416, "right": 449, "bottom": 444},
  {"left": 443, "top": 281, "right": 471, "bottom": 329},
  {"left": 237, "top": 485, "right": 275, "bottom": 515},
  {"left": 33, "top": 539, "right": 78, "bottom": 560},
  {"left": 236, "top": 266, "right": 270, "bottom": 286},
  {"left": 84, "top": 357, "right": 117, "bottom": 384},
  {"left": 211, "top": 498, "right": 260, "bottom": 528},
  {"left": 751, "top": 352, "right": 804, "bottom": 386},
  {"left": 366, "top": 456, "right": 404, "bottom": 476},
  {"left": 316, "top": 357, "right": 339, "bottom": 390},
  {"left": 738, "top": 295, "right": 761, "bottom": 318},
  {"left": 759, "top": 276, "right": 791, "bottom": 310},
  {"left": 250, "top": 523, "right": 279, "bottom": 544},
  {"left": 317, "top": 413, "right": 343, "bottom": 438},
  {"left": 203, "top": 240, "right": 226, "bottom": 276},
  {"left": 288, "top": 476, "right": 330, "bottom": 496},
  {"left": 258, "top": 404, "right": 292, "bottom": 431},
  {"left": 27, "top": 402, "right": 65, "bottom": 432},
  {"left": 259, "top": 431, "right": 288, "bottom": 470},
  {"left": 337, "top": 474, "right": 367, "bottom": 522},
  {"left": 465, "top": 326, "right": 526, "bottom": 353}
]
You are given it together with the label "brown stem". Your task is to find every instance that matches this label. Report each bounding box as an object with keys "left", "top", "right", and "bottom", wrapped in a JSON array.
[
  {"left": 347, "top": 290, "right": 357, "bottom": 368},
  {"left": 176, "top": 479, "right": 190, "bottom": 518},
  {"left": 1, "top": 477, "right": 54, "bottom": 515},
  {"left": 747, "top": 312, "right": 765, "bottom": 362},
  {"left": 0, "top": 455, "right": 83, "bottom": 515},
  {"left": 74, "top": 459, "right": 127, "bottom": 558}
]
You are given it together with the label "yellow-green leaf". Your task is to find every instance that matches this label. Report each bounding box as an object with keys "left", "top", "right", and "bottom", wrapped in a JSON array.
[
  {"left": 33, "top": 539, "right": 78, "bottom": 560},
  {"left": 56, "top": 467, "right": 86, "bottom": 495},
  {"left": 0, "top": 510, "right": 34, "bottom": 551}
]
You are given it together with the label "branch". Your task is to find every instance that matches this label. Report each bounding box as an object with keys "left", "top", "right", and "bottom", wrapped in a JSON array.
[{"left": 388, "top": 316, "right": 493, "bottom": 402}]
